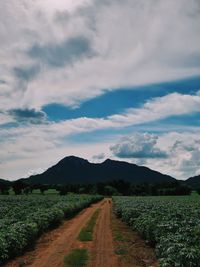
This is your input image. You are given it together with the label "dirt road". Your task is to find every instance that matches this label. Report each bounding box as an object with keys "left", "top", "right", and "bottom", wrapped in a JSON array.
[{"left": 89, "top": 199, "right": 119, "bottom": 267}]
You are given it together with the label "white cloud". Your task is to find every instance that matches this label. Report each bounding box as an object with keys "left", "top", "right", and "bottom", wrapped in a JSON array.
[
  {"left": 136, "top": 132, "right": 200, "bottom": 180},
  {"left": 108, "top": 92, "right": 200, "bottom": 127},
  {"left": 110, "top": 133, "right": 167, "bottom": 158},
  {"left": 0, "top": 0, "right": 200, "bottom": 111},
  {"left": 0, "top": 113, "right": 14, "bottom": 125},
  {"left": 92, "top": 153, "right": 105, "bottom": 161}
]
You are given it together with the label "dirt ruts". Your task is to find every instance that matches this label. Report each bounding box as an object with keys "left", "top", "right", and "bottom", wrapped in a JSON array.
[{"left": 89, "top": 199, "right": 119, "bottom": 267}]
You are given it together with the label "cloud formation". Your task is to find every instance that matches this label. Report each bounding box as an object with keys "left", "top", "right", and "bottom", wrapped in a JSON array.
[
  {"left": 8, "top": 108, "right": 47, "bottom": 124},
  {"left": 28, "top": 36, "right": 94, "bottom": 68},
  {"left": 14, "top": 65, "right": 40, "bottom": 81},
  {"left": 1, "top": 0, "right": 200, "bottom": 112},
  {"left": 110, "top": 132, "right": 200, "bottom": 179},
  {"left": 110, "top": 133, "right": 167, "bottom": 158},
  {"left": 92, "top": 153, "right": 105, "bottom": 160}
]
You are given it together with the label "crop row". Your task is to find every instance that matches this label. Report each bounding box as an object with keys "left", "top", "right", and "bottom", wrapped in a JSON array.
[
  {"left": 0, "top": 194, "right": 102, "bottom": 265},
  {"left": 113, "top": 195, "right": 200, "bottom": 267}
]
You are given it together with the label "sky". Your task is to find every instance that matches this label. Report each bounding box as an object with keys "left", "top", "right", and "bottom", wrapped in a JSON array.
[{"left": 1, "top": 0, "right": 200, "bottom": 180}]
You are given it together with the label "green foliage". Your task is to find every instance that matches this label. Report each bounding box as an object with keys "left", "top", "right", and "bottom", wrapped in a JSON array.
[
  {"left": 78, "top": 209, "right": 100, "bottom": 241},
  {"left": 114, "top": 245, "right": 128, "bottom": 255},
  {"left": 0, "top": 194, "right": 102, "bottom": 265},
  {"left": 113, "top": 195, "right": 200, "bottom": 267},
  {"left": 196, "top": 188, "right": 200, "bottom": 195},
  {"left": 64, "top": 248, "right": 88, "bottom": 267},
  {"left": 104, "top": 185, "right": 120, "bottom": 196}
]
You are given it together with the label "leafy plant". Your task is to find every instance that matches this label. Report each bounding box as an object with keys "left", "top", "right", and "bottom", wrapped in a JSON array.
[{"left": 113, "top": 195, "right": 200, "bottom": 267}]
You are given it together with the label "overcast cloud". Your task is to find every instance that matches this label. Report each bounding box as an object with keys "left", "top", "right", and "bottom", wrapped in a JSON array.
[{"left": 1, "top": 0, "right": 200, "bottom": 111}]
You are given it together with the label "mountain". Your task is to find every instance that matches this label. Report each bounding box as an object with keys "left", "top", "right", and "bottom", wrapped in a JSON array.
[
  {"left": 22, "top": 156, "right": 176, "bottom": 185},
  {"left": 0, "top": 178, "right": 11, "bottom": 185},
  {"left": 185, "top": 175, "right": 200, "bottom": 189}
]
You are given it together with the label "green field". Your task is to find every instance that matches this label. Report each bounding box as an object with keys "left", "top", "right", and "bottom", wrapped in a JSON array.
[
  {"left": 0, "top": 194, "right": 102, "bottom": 265},
  {"left": 113, "top": 195, "right": 200, "bottom": 267}
]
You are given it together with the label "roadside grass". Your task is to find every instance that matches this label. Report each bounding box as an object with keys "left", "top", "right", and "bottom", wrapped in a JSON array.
[
  {"left": 115, "top": 245, "right": 128, "bottom": 255},
  {"left": 111, "top": 214, "right": 129, "bottom": 255},
  {"left": 78, "top": 209, "right": 100, "bottom": 241},
  {"left": 111, "top": 211, "right": 130, "bottom": 242},
  {"left": 64, "top": 248, "right": 88, "bottom": 267}
]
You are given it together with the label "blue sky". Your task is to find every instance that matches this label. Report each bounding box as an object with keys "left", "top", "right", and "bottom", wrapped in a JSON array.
[{"left": 1, "top": 0, "right": 200, "bottom": 180}]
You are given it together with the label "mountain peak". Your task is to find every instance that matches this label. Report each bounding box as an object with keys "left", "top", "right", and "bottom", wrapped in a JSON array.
[
  {"left": 58, "top": 156, "right": 89, "bottom": 165},
  {"left": 102, "top": 158, "right": 113, "bottom": 163}
]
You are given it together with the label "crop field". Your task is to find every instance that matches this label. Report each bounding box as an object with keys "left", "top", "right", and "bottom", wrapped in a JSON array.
[
  {"left": 113, "top": 195, "right": 200, "bottom": 267},
  {"left": 2, "top": 194, "right": 199, "bottom": 267},
  {"left": 0, "top": 194, "right": 102, "bottom": 265}
]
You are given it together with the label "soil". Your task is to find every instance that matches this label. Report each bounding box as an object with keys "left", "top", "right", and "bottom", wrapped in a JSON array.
[
  {"left": 88, "top": 199, "right": 119, "bottom": 267},
  {"left": 5, "top": 198, "right": 158, "bottom": 267}
]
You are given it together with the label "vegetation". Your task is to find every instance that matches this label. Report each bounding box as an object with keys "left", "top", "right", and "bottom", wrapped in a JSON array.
[
  {"left": 0, "top": 178, "right": 192, "bottom": 197},
  {"left": 56, "top": 180, "right": 192, "bottom": 196},
  {"left": 113, "top": 195, "right": 200, "bottom": 267},
  {"left": 64, "top": 248, "right": 88, "bottom": 267},
  {"left": 196, "top": 188, "right": 200, "bottom": 194},
  {"left": 0, "top": 194, "right": 102, "bottom": 265},
  {"left": 78, "top": 209, "right": 100, "bottom": 241}
]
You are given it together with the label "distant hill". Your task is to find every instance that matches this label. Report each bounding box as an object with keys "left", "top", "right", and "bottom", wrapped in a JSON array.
[
  {"left": 21, "top": 156, "right": 176, "bottom": 185},
  {"left": 0, "top": 179, "right": 11, "bottom": 185},
  {"left": 185, "top": 175, "right": 200, "bottom": 189}
]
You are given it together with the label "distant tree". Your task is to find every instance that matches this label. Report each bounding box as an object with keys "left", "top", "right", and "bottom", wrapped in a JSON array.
[
  {"left": 79, "top": 187, "right": 86, "bottom": 194},
  {"left": 89, "top": 185, "right": 97, "bottom": 194},
  {"left": 23, "top": 186, "right": 32, "bottom": 195},
  {"left": 96, "top": 183, "right": 105, "bottom": 195},
  {"left": 110, "top": 180, "right": 131, "bottom": 195},
  {"left": 197, "top": 188, "right": 200, "bottom": 195},
  {"left": 12, "top": 181, "right": 26, "bottom": 195},
  {"left": 38, "top": 184, "right": 47, "bottom": 194},
  {"left": 58, "top": 185, "right": 68, "bottom": 195},
  {"left": 104, "top": 185, "right": 120, "bottom": 196},
  {"left": 0, "top": 182, "right": 9, "bottom": 195},
  {"left": 149, "top": 184, "right": 158, "bottom": 196}
]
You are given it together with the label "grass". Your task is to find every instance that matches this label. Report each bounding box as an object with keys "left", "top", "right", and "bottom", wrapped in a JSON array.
[
  {"left": 64, "top": 248, "right": 88, "bottom": 267},
  {"left": 115, "top": 245, "right": 128, "bottom": 255},
  {"left": 78, "top": 209, "right": 100, "bottom": 241},
  {"left": 111, "top": 211, "right": 130, "bottom": 242}
]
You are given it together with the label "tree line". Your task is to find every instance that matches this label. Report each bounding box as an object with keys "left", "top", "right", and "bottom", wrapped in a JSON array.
[{"left": 0, "top": 180, "right": 194, "bottom": 196}]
